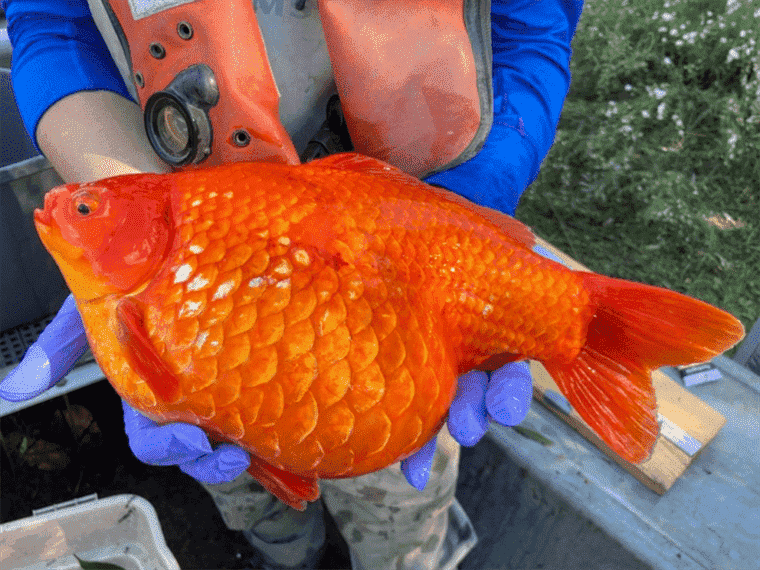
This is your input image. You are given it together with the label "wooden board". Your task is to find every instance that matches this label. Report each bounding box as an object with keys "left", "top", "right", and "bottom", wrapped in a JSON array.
[{"left": 530, "top": 237, "right": 727, "bottom": 494}]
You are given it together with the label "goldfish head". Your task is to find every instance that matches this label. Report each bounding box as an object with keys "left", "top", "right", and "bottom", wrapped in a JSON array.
[{"left": 34, "top": 174, "right": 174, "bottom": 301}]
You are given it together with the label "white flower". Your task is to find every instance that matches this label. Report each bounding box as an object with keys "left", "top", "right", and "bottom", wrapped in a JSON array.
[
  {"left": 657, "top": 102, "right": 666, "bottom": 120},
  {"left": 654, "top": 87, "right": 667, "bottom": 99},
  {"left": 727, "top": 48, "right": 740, "bottom": 63},
  {"left": 662, "top": 12, "right": 674, "bottom": 22},
  {"left": 625, "top": 84, "right": 633, "bottom": 91},
  {"left": 721, "top": 37, "right": 727, "bottom": 43},
  {"left": 642, "top": 110, "right": 651, "bottom": 118},
  {"left": 664, "top": 56, "right": 672, "bottom": 65}
]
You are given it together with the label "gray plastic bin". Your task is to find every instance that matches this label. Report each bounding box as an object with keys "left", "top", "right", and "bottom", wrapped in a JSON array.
[{"left": 0, "top": 494, "right": 181, "bottom": 570}]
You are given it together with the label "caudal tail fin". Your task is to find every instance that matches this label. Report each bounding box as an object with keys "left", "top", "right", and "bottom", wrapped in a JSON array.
[{"left": 543, "top": 273, "right": 745, "bottom": 464}]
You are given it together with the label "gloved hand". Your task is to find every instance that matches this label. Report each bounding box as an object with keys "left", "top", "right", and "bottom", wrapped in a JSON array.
[
  {"left": 401, "top": 361, "right": 532, "bottom": 490},
  {"left": 123, "top": 400, "right": 251, "bottom": 485},
  {"left": 0, "top": 295, "right": 89, "bottom": 402}
]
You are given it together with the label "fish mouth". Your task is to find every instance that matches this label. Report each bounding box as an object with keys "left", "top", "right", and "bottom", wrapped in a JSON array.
[
  {"left": 33, "top": 187, "right": 85, "bottom": 264},
  {"left": 34, "top": 206, "right": 52, "bottom": 232},
  {"left": 34, "top": 187, "right": 60, "bottom": 233}
]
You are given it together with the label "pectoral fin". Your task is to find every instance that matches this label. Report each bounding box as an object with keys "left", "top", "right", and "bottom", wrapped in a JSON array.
[
  {"left": 116, "top": 297, "right": 182, "bottom": 404},
  {"left": 246, "top": 456, "right": 320, "bottom": 511}
]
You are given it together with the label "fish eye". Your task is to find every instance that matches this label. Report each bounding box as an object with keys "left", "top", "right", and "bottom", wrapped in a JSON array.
[{"left": 73, "top": 191, "right": 101, "bottom": 217}]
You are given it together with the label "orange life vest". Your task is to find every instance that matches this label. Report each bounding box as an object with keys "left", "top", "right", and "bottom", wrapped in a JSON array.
[{"left": 87, "top": 0, "right": 492, "bottom": 176}]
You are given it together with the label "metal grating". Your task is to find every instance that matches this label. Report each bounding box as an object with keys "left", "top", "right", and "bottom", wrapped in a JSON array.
[
  {"left": 0, "top": 313, "right": 94, "bottom": 369},
  {"left": 17, "top": 314, "right": 55, "bottom": 345},
  {"left": 0, "top": 314, "right": 54, "bottom": 367},
  {"left": 0, "top": 328, "right": 27, "bottom": 367}
]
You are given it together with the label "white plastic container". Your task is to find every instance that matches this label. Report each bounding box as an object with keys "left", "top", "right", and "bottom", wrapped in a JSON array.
[{"left": 0, "top": 494, "right": 180, "bottom": 570}]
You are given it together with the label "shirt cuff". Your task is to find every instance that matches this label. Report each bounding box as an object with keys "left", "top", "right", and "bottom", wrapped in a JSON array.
[
  {"left": 7, "top": 10, "right": 133, "bottom": 148},
  {"left": 424, "top": 121, "right": 539, "bottom": 216}
]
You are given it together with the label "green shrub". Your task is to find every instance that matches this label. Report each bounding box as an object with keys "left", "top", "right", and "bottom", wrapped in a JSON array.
[{"left": 517, "top": 0, "right": 760, "bottom": 340}]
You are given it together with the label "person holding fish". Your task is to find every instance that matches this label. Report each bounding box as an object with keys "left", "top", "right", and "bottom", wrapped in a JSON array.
[{"left": 1, "top": 1, "right": 586, "bottom": 569}]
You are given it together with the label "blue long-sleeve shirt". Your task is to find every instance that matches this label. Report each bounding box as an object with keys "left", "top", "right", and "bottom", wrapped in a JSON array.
[{"left": 3, "top": 0, "right": 582, "bottom": 215}]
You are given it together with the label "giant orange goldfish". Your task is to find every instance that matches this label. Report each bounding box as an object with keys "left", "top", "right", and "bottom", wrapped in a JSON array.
[{"left": 34, "top": 153, "right": 743, "bottom": 509}]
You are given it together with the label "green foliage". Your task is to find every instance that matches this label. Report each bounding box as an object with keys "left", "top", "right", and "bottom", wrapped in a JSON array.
[{"left": 517, "top": 0, "right": 760, "bottom": 339}]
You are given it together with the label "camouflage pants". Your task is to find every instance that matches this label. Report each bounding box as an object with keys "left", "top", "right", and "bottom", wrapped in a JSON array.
[{"left": 202, "top": 425, "right": 469, "bottom": 570}]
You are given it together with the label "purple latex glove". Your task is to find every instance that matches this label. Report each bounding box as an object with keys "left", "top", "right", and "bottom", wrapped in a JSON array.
[
  {"left": 447, "top": 363, "right": 533, "bottom": 446},
  {"left": 122, "top": 401, "right": 250, "bottom": 485},
  {"left": 0, "top": 295, "right": 89, "bottom": 401},
  {"left": 401, "top": 362, "right": 533, "bottom": 490}
]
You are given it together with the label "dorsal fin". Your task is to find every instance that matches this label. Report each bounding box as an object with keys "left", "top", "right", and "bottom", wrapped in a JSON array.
[
  {"left": 308, "top": 153, "right": 536, "bottom": 250},
  {"left": 308, "top": 152, "right": 400, "bottom": 174}
]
